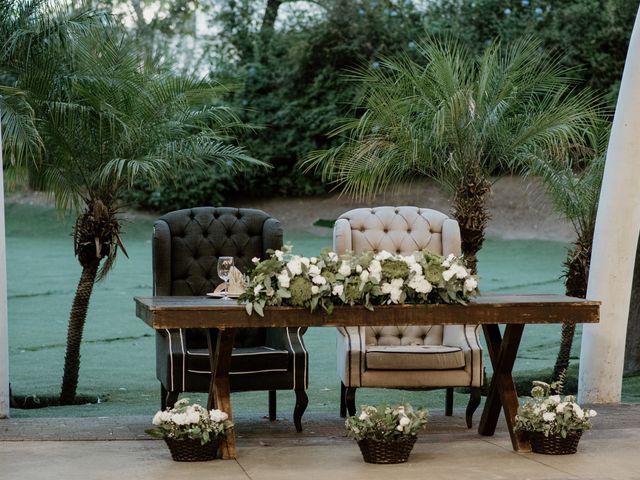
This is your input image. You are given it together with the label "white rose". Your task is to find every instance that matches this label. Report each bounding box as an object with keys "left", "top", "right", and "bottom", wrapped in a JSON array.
[
  {"left": 287, "top": 258, "right": 302, "bottom": 276},
  {"left": 375, "top": 250, "right": 393, "bottom": 261},
  {"left": 442, "top": 253, "right": 456, "bottom": 268},
  {"left": 274, "top": 250, "right": 283, "bottom": 261},
  {"left": 556, "top": 402, "right": 567, "bottom": 413},
  {"left": 312, "top": 275, "right": 327, "bottom": 285},
  {"left": 442, "top": 269, "right": 455, "bottom": 282},
  {"left": 381, "top": 278, "right": 403, "bottom": 303},
  {"left": 252, "top": 256, "right": 260, "bottom": 264},
  {"left": 172, "top": 413, "right": 187, "bottom": 425},
  {"left": 453, "top": 264, "right": 468, "bottom": 279},
  {"left": 338, "top": 262, "right": 351, "bottom": 276},
  {"left": 409, "top": 275, "right": 432, "bottom": 294},
  {"left": 327, "top": 252, "right": 338, "bottom": 261},
  {"left": 209, "top": 409, "right": 228, "bottom": 422},
  {"left": 277, "top": 271, "right": 290, "bottom": 288},
  {"left": 311, "top": 285, "right": 320, "bottom": 295},
  {"left": 308, "top": 265, "right": 321, "bottom": 276},
  {"left": 360, "top": 270, "right": 370, "bottom": 283},
  {"left": 310, "top": 257, "right": 318, "bottom": 264},
  {"left": 152, "top": 411, "right": 164, "bottom": 425},
  {"left": 399, "top": 416, "right": 410, "bottom": 427},
  {"left": 542, "top": 412, "right": 556, "bottom": 422},
  {"left": 332, "top": 284, "right": 344, "bottom": 296},
  {"left": 358, "top": 412, "right": 369, "bottom": 421},
  {"left": 574, "top": 405, "right": 584, "bottom": 419},
  {"left": 368, "top": 260, "right": 382, "bottom": 273},
  {"left": 464, "top": 277, "right": 478, "bottom": 292},
  {"left": 186, "top": 411, "right": 201, "bottom": 424},
  {"left": 301, "top": 256, "right": 310, "bottom": 267},
  {"left": 548, "top": 395, "right": 561, "bottom": 404},
  {"left": 355, "top": 265, "right": 362, "bottom": 273}
]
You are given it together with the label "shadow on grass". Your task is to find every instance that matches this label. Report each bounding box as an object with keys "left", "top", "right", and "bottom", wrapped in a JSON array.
[{"left": 10, "top": 389, "right": 107, "bottom": 409}]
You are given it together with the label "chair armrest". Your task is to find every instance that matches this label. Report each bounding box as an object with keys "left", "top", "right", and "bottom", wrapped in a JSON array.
[
  {"left": 333, "top": 218, "right": 353, "bottom": 254},
  {"left": 152, "top": 220, "right": 172, "bottom": 295},
  {"left": 442, "top": 325, "right": 482, "bottom": 351},
  {"left": 442, "top": 218, "right": 462, "bottom": 257},
  {"left": 336, "top": 327, "right": 366, "bottom": 387},
  {"left": 262, "top": 217, "right": 283, "bottom": 254},
  {"left": 265, "top": 327, "right": 308, "bottom": 353}
]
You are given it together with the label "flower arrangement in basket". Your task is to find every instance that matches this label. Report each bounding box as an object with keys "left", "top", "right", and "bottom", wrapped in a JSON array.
[
  {"left": 239, "top": 245, "right": 478, "bottom": 316},
  {"left": 345, "top": 403, "right": 429, "bottom": 464},
  {"left": 515, "top": 381, "right": 597, "bottom": 455},
  {"left": 146, "top": 399, "right": 233, "bottom": 461}
]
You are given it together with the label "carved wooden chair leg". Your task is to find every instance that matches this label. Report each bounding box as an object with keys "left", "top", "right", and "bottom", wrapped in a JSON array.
[
  {"left": 293, "top": 389, "right": 308, "bottom": 433},
  {"left": 161, "top": 385, "right": 179, "bottom": 410},
  {"left": 445, "top": 387, "right": 454, "bottom": 416},
  {"left": 345, "top": 385, "right": 357, "bottom": 417},
  {"left": 268, "top": 390, "right": 277, "bottom": 421},
  {"left": 466, "top": 387, "right": 482, "bottom": 428}
]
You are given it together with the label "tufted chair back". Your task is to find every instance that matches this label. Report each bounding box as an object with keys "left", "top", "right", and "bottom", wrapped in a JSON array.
[
  {"left": 333, "top": 206, "right": 461, "bottom": 259},
  {"left": 154, "top": 207, "right": 281, "bottom": 297},
  {"left": 334, "top": 206, "right": 462, "bottom": 346},
  {"left": 333, "top": 206, "right": 483, "bottom": 426}
]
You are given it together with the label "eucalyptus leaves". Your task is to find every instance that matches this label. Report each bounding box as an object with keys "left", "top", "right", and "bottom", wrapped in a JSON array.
[{"left": 239, "top": 247, "right": 478, "bottom": 316}]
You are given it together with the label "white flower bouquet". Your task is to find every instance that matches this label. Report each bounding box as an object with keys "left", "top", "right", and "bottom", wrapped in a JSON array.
[
  {"left": 345, "top": 403, "right": 429, "bottom": 442},
  {"left": 146, "top": 398, "right": 233, "bottom": 445},
  {"left": 515, "top": 381, "right": 597, "bottom": 439},
  {"left": 239, "top": 246, "right": 478, "bottom": 316}
]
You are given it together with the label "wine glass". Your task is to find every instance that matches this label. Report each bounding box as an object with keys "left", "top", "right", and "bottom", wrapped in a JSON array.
[{"left": 217, "top": 256, "right": 235, "bottom": 300}]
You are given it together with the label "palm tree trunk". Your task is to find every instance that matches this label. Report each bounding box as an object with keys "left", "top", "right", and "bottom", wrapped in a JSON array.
[
  {"left": 552, "top": 239, "right": 591, "bottom": 384},
  {"left": 59, "top": 262, "right": 99, "bottom": 405},
  {"left": 452, "top": 174, "right": 491, "bottom": 275}
]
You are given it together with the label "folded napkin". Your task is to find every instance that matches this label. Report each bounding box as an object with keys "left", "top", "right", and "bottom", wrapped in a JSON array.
[{"left": 213, "top": 266, "right": 246, "bottom": 296}]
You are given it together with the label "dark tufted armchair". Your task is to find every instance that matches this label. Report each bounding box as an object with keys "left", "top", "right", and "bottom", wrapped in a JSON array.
[{"left": 153, "top": 207, "right": 309, "bottom": 431}]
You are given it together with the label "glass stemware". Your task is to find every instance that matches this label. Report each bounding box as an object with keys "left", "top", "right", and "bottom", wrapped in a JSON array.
[{"left": 217, "top": 256, "right": 234, "bottom": 300}]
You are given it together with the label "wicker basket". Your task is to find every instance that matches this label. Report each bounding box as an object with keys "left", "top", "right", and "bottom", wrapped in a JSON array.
[
  {"left": 356, "top": 435, "right": 418, "bottom": 464},
  {"left": 164, "top": 437, "right": 218, "bottom": 461},
  {"left": 529, "top": 431, "right": 582, "bottom": 455}
]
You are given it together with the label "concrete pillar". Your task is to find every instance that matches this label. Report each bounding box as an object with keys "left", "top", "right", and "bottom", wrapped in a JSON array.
[
  {"left": 579, "top": 6, "right": 640, "bottom": 403},
  {"left": 0, "top": 119, "right": 9, "bottom": 418}
]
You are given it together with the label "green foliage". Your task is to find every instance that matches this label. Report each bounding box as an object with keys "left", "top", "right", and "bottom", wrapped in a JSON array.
[
  {"left": 147, "top": 398, "right": 233, "bottom": 445},
  {"left": 424, "top": 0, "right": 637, "bottom": 106},
  {"left": 515, "top": 380, "right": 597, "bottom": 438},
  {"left": 212, "top": 0, "right": 426, "bottom": 198},
  {"left": 345, "top": 403, "right": 429, "bottom": 441},
  {"left": 240, "top": 246, "right": 478, "bottom": 317}
]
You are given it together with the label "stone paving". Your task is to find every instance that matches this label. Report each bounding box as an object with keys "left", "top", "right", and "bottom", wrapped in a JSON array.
[{"left": 1, "top": 405, "right": 639, "bottom": 480}]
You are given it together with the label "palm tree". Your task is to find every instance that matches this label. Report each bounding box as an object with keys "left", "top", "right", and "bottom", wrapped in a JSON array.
[
  {"left": 531, "top": 124, "right": 608, "bottom": 385},
  {"left": 304, "top": 36, "right": 601, "bottom": 274},
  {"left": 1, "top": 1, "right": 264, "bottom": 404}
]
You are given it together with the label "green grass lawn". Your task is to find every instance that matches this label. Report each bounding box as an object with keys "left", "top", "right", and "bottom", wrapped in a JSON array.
[{"left": 6, "top": 203, "right": 638, "bottom": 420}]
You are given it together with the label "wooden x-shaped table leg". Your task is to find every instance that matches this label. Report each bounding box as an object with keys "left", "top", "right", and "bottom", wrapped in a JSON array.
[
  {"left": 478, "top": 324, "right": 530, "bottom": 452},
  {"left": 206, "top": 327, "right": 237, "bottom": 459}
]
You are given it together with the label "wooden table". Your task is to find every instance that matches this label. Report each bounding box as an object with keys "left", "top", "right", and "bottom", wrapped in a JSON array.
[{"left": 135, "top": 294, "right": 599, "bottom": 459}]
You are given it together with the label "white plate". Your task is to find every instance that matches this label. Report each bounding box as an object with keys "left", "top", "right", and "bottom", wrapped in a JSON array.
[{"left": 206, "top": 292, "right": 241, "bottom": 299}]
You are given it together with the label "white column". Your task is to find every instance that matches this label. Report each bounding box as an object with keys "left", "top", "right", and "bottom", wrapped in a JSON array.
[
  {"left": 0, "top": 118, "right": 9, "bottom": 418},
  {"left": 579, "top": 6, "right": 640, "bottom": 404}
]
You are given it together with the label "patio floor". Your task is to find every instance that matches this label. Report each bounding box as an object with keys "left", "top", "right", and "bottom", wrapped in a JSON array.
[{"left": 1, "top": 404, "right": 639, "bottom": 480}]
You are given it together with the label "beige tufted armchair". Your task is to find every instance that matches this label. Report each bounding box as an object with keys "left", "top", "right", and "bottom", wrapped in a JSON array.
[{"left": 334, "top": 206, "right": 483, "bottom": 427}]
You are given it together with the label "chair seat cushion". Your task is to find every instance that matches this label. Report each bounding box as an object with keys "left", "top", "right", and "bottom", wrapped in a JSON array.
[
  {"left": 365, "top": 345, "right": 465, "bottom": 370},
  {"left": 186, "top": 346, "right": 289, "bottom": 375}
]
